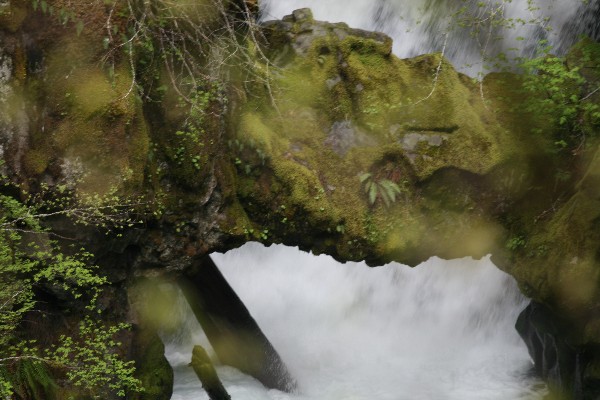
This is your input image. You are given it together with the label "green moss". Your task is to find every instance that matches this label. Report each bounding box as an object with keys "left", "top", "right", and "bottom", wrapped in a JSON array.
[
  {"left": 505, "top": 186, "right": 600, "bottom": 314},
  {"left": 130, "top": 330, "right": 173, "bottom": 400},
  {"left": 339, "top": 35, "right": 392, "bottom": 58},
  {"left": 230, "top": 30, "right": 448, "bottom": 259},
  {"left": 13, "top": 43, "right": 26, "bottom": 83},
  {"left": 223, "top": 200, "right": 252, "bottom": 235},
  {"left": 238, "top": 112, "right": 279, "bottom": 153},
  {"left": 272, "top": 160, "right": 323, "bottom": 210},
  {"left": 225, "top": 13, "right": 555, "bottom": 269},
  {"left": 23, "top": 149, "right": 52, "bottom": 175},
  {"left": 41, "top": 37, "right": 150, "bottom": 195},
  {"left": 484, "top": 72, "right": 547, "bottom": 139},
  {"left": 0, "top": 0, "right": 27, "bottom": 32}
]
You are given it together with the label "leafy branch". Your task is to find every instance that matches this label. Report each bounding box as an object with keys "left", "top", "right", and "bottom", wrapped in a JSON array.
[
  {"left": 0, "top": 166, "right": 143, "bottom": 397},
  {"left": 521, "top": 42, "right": 600, "bottom": 152}
]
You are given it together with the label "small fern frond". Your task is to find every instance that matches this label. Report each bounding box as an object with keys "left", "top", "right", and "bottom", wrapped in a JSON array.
[
  {"left": 368, "top": 184, "right": 378, "bottom": 205},
  {"left": 8, "top": 359, "right": 57, "bottom": 400},
  {"left": 359, "top": 173, "right": 372, "bottom": 183}
]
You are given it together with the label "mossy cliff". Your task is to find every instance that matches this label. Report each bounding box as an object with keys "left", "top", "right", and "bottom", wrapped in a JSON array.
[
  {"left": 1, "top": 2, "right": 600, "bottom": 399},
  {"left": 223, "top": 8, "right": 532, "bottom": 267}
]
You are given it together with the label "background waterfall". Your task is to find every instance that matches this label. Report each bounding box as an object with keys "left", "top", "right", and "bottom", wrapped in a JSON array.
[
  {"left": 259, "top": 0, "right": 600, "bottom": 75},
  {"left": 166, "top": 243, "right": 546, "bottom": 400}
]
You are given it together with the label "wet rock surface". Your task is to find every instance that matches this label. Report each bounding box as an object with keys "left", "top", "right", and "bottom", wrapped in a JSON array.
[{"left": 517, "top": 302, "right": 600, "bottom": 400}]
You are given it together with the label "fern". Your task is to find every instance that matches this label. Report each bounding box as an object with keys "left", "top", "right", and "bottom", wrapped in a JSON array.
[
  {"left": 359, "top": 173, "right": 372, "bottom": 183},
  {"left": 2, "top": 359, "right": 57, "bottom": 400},
  {"left": 359, "top": 174, "right": 404, "bottom": 207},
  {"left": 379, "top": 179, "right": 402, "bottom": 207}
]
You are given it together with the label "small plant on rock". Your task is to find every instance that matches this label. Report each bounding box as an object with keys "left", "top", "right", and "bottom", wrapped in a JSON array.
[{"left": 359, "top": 173, "right": 403, "bottom": 207}]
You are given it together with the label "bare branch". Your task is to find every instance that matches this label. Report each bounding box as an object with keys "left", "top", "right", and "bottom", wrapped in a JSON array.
[{"left": 413, "top": 31, "right": 449, "bottom": 106}]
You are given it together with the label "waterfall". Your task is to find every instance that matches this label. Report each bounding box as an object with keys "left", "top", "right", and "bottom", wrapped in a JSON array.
[
  {"left": 162, "top": 2, "right": 598, "bottom": 397},
  {"left": 259, "top": 0, "right": 599, "bottom": 75},
  {"left": 166, "top": 243, "right": 546, "bottom": 400}
]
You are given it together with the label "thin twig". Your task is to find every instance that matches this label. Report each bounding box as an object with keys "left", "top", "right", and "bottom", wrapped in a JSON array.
[{"left": 413, "top": 31, "right": 449, "bottom": 106}]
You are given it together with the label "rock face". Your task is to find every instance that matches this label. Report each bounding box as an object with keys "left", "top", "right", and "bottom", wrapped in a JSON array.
[
  {"left": 129, "top": 328, "right": 174, "bottom": 400},
  {"left": 2, "top": 2, "right": 600, "bottom": 399},
  {"left": 517, "top": 303, "right": 580, "bottom": 397},
  {"left": 517, "top": 302, "right": 600, "bottom": 400},
  {"left": 229, "top": 7, "right": 531, "bottom": 267},
  {"left": 262, "top": 8, "right": 392, "bottom": 57}
]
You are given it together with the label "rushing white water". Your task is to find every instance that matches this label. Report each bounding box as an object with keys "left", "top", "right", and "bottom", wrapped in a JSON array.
[
  {"left": 166, "top": 242, "right": 546, "bottom": 400},
  {"left": 259, "top": 0, "right": 599, "bottom": 75}
]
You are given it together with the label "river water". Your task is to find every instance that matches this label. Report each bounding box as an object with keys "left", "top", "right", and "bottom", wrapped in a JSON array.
[{"left": 166, "top": 243, "right": 546, "bottom": 400}]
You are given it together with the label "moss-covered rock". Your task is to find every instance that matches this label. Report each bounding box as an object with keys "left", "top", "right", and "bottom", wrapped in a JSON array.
[
  {"left": 127, "top": 279, "right": 176, "bottom": 399},
  {"left": 223, "top": 9, "right": 530, "bottom": 265},
  {"left": 0, "top": 0, "right": 27, "bottom": 32},
  {"left": 130, "top": 328, "right": 173, "bottom": 400},
  {"left": 38, "top": 36, "right": 150, "bottom": 195},
  {"left": 4, "top": 3, "right": 600, "bottom": 399}
]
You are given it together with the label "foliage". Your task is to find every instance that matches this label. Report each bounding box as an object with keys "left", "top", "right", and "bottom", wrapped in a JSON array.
[
  {"left": 0, "top": 166, "right": 143, "bottom": 398},
  {"left": 447, "top": 0, "right": 554, "bottom": 73},
  {"left": 78, "top": 0, "right": 270, "bottom": 183},
  {"left": 506, "top": 234, "right": 526, "bottom": 251},
  {"left": 359, "top": 173, "right": 404, "bottom": 208},
  {"left": 444, "top": 1, "right": 599, "bottom": 155},
  {"left": 521, "top": 43, "right": 600, "bottom": 152},
  {"left": 91, "top": 0, "right": 270, "bottom": 102},
  {"left": 228, "top": 138, "right": 268, "bottom": 175},
  {"left": 31, "top": 0, "right": 84, "bottom": 36},
  {"left": 172, "top": 85, "right": 224, "bottom": 171},
  {"left": 46, "top": 318, "right": 139, "bottom": 397},
  {"left": 0, "top": 358, "right": 57, "bottom": 399}
]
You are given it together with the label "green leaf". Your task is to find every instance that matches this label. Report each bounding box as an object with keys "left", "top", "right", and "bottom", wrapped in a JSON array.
[
  {"left": 384, "top": 183, "right": 397, "bottom": 203},
  {"left": 364, "top": 181, "right": 372, "bottom": 194},
  {"left": 380, "top": 186, "right": 391, "bottom": 207},
  {"left": 368, "top": 184, "right": 378, "bottom": 205},
  {"left": 359, "top": 173, "right": 372, "bottom": 183},
  {"left": 76, "top": 20, "right": 84, "bottom": 36}
]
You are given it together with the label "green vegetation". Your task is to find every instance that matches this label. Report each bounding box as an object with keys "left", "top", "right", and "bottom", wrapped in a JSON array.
[
  {"left": 172, "top": 85, "right": 222, "bottom": 173},
  {"left": 521, "top": 41, "right": 600, "bottom": 152},
  {"left": 31, "top": 0, "right": 84, "bottom": 35},
  {"left": 2, "top": 0, "right": 600, "bottom": 397},
  {"left": 0, "top": 168, "right": 143, "bottom": 398},
  {"left": 359, "top": 173, "right": 404, "bottom": 207},
  {"left": 506, "top": 234, "right": 526, "bottom": 251},
  {"left": 228, "top": 138, "right": 268, "bottom": 175}
]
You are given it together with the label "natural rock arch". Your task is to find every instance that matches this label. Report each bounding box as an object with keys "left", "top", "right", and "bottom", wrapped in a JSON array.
[{"left": 1, "top": 2, "right": 600, "bottom": 398}]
